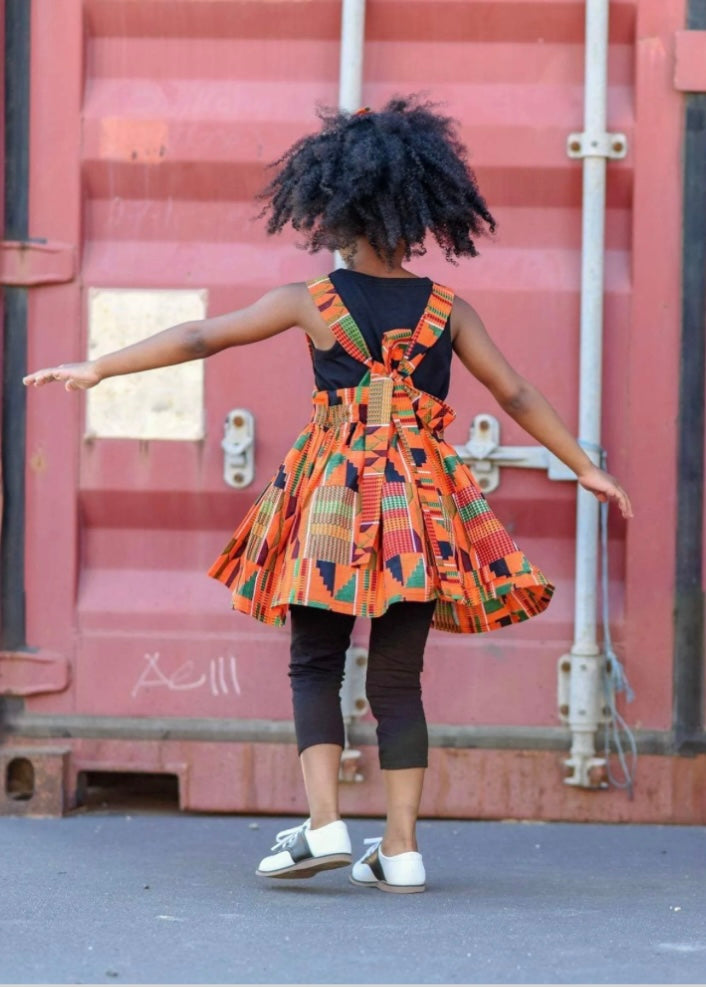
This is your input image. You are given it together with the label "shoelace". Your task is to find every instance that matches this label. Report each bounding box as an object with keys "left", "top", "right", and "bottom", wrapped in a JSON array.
[
  {"left": 361, "top": 837, "right": 382, "bottom": 861},
  {"left": 269, "top": 819, "right": 311, "bottom": 852}
]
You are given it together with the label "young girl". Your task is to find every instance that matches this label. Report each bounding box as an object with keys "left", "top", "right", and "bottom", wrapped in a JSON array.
[{"left": 24, "top": 98, "right": 631, "bottom": 894}]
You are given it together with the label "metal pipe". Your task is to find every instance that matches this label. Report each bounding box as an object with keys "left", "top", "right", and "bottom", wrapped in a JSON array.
[
  {"left": 1, "top": 0, "right": 31, "bottom": 651},
  {"left": 338, "top": 0, "right": 366, "bottom": 112},
  {"left": 333, "top": 0, "right": 366, "bottom": 272},
  {"left": 673, "top": 0, "right": 706, "bottom": 751},
  {"left": 563, "top": 0, "right": 612, "bottom": 787},
  {"left": 336, "top": 0, "right": 367, "bottom": 763}
]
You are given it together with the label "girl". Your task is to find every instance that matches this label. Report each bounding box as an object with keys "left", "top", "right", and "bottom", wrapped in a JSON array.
[{"left": 24, "top": 98, "right": 632, "bottom": 894}]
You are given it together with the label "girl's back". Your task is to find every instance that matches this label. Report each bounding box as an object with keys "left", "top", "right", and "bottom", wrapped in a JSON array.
[{"left": 313, "top": 270, "right": 452, "bottom": 401}]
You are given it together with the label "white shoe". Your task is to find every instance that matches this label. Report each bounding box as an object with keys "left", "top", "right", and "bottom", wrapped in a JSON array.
[
  {"left": 350, "top": 837, "right": 426, "bottom": 893},
  {"left": 256, "top": 819, "right": 352, "bottom": 879}
]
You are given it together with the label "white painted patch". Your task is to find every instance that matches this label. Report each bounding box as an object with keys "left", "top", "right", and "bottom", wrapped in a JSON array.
[{"left": 86, "top": 288, "right": 207, "bottom": 440}]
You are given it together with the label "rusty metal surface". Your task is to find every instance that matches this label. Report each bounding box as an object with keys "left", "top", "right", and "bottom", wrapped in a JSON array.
[
  {"left": 4, "top": 733, "right": 705, "bottom": 823},
  {"left": 0, "top": 746, "right": 70, "bottom": 816}
]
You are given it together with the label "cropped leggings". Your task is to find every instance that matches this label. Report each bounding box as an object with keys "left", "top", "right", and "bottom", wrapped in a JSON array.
[{"left": 288, "top": 601, "right": 436, "bottom": 770}]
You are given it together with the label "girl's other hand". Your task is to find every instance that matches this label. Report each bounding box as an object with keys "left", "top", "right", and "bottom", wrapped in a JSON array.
[
  {"left": 577, "top": 465, "right": 633, "bottom": 519},
  {"left": 23, "top": 361, "right": 101, "bottom": 391}
]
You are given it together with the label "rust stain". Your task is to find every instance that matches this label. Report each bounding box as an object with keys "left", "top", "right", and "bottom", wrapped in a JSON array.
[
  {"left": 100, "top": 118, "right": 169, "bottom": 163},
  {"left": 29, "top": 447, "right": 47, "bottom": 473}
]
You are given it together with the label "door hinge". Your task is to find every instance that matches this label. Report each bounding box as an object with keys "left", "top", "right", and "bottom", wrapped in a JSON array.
[
  {"left": 0, "top": 239, "right": 76, "bottom": 286},
  {"left": 0, "top": 650, "right": 71, "bottom": 696}
]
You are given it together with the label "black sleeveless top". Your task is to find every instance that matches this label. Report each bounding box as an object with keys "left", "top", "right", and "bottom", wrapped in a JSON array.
[{"left": 311, "top": 269, "right": 453, "bottom": 401}]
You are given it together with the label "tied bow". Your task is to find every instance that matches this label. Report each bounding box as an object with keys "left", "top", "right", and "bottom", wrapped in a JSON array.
[{"left": 353, "top": 344, "right": 460, "bottom": 597}]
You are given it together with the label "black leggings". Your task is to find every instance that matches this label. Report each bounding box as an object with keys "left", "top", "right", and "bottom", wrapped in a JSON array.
[{"left": 288, "top": 601, "right": 436, "bottom": 770}]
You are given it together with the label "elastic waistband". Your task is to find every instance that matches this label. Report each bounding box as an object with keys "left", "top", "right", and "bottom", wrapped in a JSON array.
[
  {"left": 308, "top": 386, "right": 454, "bottom": 435},
  {"left": 310, "top": 388, "right": 368, "bottom": 425}
]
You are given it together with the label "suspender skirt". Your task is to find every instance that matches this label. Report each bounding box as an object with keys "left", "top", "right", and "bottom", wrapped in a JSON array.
[{"left": 208, "top": 276, "right": 554, "bottom": 634}]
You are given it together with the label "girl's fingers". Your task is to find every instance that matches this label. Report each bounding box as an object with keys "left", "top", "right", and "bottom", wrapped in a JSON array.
[
  {"left": 23, "top": 369, "right": 60, "bottom": 386},
  {"left": 578, "top": 470, "right": 633, "bottom": 519},
  {"left": 23, "top": 365, "right": 97, "bottom": 389},
  {"left": 610, "top": 485, "right": 633, "bottom": 519}
]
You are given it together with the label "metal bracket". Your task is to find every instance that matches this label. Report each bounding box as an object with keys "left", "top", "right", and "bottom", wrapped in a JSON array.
[
  {"left": 557, "top": 654, "right": 610, "bottom": 728},
  {"left": 0, "top": 239, "right": 76, "bottom": 286},
  {"left": 566, "top": 132, "right": 628, "bottom": 160},
  {"left": 453, "top": 414, "right": 588, "bottom": 494},
  {"left": 558, "top": 653, "right": 610, "bottom": 789},
  {"left": 221, "top": 409, "right": 255, "bottom": 489},
  {"left": 339, "top": 646, "right": 368, "bottom": 783}
]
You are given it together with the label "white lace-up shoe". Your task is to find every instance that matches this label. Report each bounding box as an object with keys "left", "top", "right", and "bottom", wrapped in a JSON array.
[
  {"left": 256, "top": 819, "right": 352, "bottom": 879},
  {"left": 350, "top": 837, "right": 426, "bottom": 893}
]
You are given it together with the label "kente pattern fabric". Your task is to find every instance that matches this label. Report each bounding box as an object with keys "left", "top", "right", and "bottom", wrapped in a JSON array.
[
  {"left": 208, "top": 276, "right": 555, "bottom": 633},
  {"left": 314, "top": 270, "right": 452, "bottom": 400}
]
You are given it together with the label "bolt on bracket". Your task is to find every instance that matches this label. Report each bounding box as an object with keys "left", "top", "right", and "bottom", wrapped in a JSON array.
[
  {"left": 566, "top": 131, "right": 628, "bottom": 160},
  {"left": 221, "top": 409, "right": 255, "bottom": 489},
  {"left": 339, "top": 646, "right": 368, "bottom": 783}
]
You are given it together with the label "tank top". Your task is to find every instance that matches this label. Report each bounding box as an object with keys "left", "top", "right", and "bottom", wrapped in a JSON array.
[{"left": 310, "top": 269, "right": 453, "bottom": 400}]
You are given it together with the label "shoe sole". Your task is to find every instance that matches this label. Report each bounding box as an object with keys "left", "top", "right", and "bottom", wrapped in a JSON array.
[
  {"left": 256, "top": 852, "right": 352, "bottom": 879},
  {"left": 349, "top": 875, "right": 425, "bottom": 894}
]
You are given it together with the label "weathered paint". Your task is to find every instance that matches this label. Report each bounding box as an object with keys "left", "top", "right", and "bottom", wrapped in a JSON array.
[
  {"left": 6, "top": 735, "right": 706, "bottom": 825},
  {"left": 2, "top": 0, "right": 696, "bottom": 818}
]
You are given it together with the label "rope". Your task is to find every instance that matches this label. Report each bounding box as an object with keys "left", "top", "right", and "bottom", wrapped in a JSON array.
[{"left": 580, "top": 440, "right": 638, "bottom": 796}]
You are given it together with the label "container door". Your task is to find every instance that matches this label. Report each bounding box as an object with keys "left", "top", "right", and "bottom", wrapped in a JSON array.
[{"left": 7, "top": 0, "right": 684, "bottom": 818}]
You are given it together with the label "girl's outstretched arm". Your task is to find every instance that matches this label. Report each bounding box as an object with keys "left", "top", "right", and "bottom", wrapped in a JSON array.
[
  {"left": 451, "top": 296, "right": 633, "bottom": 519},
  {"left": 23, "top": 283, "right": 307, "bottom": 391}
]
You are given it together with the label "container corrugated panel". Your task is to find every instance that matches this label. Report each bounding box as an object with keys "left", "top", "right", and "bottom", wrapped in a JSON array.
[{"left": 14, "top": 0, "right": 690, "bottom": 817}]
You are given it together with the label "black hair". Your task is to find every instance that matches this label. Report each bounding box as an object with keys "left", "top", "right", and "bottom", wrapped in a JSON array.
[{"left": 258, "top": 96, "right": 496, "bottom": 266}]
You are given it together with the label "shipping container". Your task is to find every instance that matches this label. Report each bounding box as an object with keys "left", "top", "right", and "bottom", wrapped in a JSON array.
[{"left": 1, "top": 0, "right": 705, "bottom": 822}]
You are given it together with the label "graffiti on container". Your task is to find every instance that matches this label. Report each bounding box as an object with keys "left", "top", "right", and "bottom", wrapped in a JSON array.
[{"left": 131, "top": 652, "right": 241, "bottom": 698}]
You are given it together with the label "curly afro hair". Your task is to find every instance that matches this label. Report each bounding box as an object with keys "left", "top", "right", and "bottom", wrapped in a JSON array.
[{"left": 258, "top": 96, "right": 496, "bottom": 266}]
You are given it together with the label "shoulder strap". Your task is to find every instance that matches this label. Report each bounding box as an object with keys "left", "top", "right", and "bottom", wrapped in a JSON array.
[
  {"left": 400, "top": 283, "right": 455, "bottom": 376},
  {"left": 306, "top": 276, "right": 372, "bottom": 366}
]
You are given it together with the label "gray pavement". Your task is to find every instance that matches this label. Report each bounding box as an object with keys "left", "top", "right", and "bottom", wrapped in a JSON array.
[{"left": 1, "top": 811, "right": 705, "bottom": 985}]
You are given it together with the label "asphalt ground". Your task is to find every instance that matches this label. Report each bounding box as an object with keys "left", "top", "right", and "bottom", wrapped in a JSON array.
[{"left": 1, "top": 811, "right": 705, "bottom": 985}]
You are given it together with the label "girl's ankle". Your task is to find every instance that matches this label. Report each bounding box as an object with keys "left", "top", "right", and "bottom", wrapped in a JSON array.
[
  {"left": 381, "top": 839, "right": 418, "bottom": 856},
  {"left": 309, "top": 814, "right": 342, "bottom": 830}
]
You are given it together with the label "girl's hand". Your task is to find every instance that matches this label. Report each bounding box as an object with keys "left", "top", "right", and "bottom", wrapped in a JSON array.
[
  {"left": 577, "top": 465, "right": 633, "bottom": 519},
  {"left": 23, "top": 361, "right": 101, "bottom": 391}
]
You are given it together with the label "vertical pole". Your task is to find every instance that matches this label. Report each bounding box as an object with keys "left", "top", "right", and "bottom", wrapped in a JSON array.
[
  {"left": 564, "top": 0, "right": 611, "bottom": 787},
  {"left": 1, "top": 0, "right": 31, "bottom": 651},
  {"left": 338, "top": 0, "right": 366, "bottom": 113},
  {"left": 673, "top": 0, "right": 706, "bottom": 750},
  {"left": 573, "top": 0, "right": 608, "bottom": 659},
  {"left": 337, "top": 0, "right": 367, "bottom": 779},
  {"left": 334, "top": 0, "right": 366, "bottom": 271}
]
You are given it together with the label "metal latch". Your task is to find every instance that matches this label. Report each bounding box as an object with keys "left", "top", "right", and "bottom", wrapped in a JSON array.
[
  {"left": 0, "top": 649, "right": 70, "bottom": 696},
  {"left": 453, "top": 413, "right": 594, "bottom": 494},
  {"left": 557, "top": 652, "right": 610, "bottom": 789},
  {"left": 221, "top": 409, "right": 255, "bottom": 489},
  {"left": 0, "top": 239, "right": 76, "bottom": 286}
]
